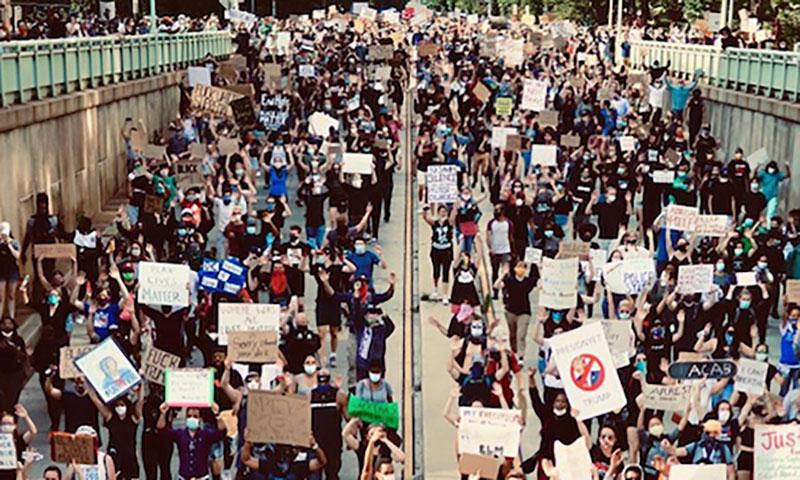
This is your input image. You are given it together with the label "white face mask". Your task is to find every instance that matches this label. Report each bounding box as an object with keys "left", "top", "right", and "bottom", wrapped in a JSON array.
[
  {"left": 115, "top": 405, "right": 127, "bottom": 417},
  {"left": 718, "top": 410, "right": 731, "bottom": 423},
  {"left": 0, "top": 424, "right": 14, "bottom": 433},
  {"left": 304, "top": 364, "right": 317, "bottom": 376},
  {"left": 553, "top": 408, "right": 567, "bottom": 416},
  {"left": 247, "top": 380, "right": 260, "bottom": 392},
  {"left": 376, "top": 474, "right": 396, "bottom": 480},
  {"left": 369, "top": 372, "right": 382, "bottom": 383},
  {"left": 0, "top": 331, "right": 12, "bottom": 338}
]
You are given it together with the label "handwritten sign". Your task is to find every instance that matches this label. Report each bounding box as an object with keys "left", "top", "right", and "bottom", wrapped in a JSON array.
[
  {"left": 524, "top": 247, "right": 542, "bottom": 265},
  {"left": 642, "top": 383, "right": 694, "bottom": 411},
  {"left": 668, "top": 464, "right": 726, "bottom": 479},
  {"left": 676, "top": 264, "right": 714, "bottom": 294},
  {"left": 142, "top": 194, "right": 162, "bottom": 215},
  {"left": 694, "top": 214, "right": 729, "bottom": 237},
  {"left": 539, "top": 257, "right": 578, "bottom": 309},
  {"left": 560, "top": 134, "right": 581, "bottom": 148},
  {"left": 0, "top": 433, "right": 15, "bottom": 470},
  {"left": 651, "top": 170, "right": 675, "bottom": 184},
  {"left": 601, "top": 320, "right": 633, "bottom": 368},
  {"left": 230, "top": 96, "right": 257, "bottom": 130},
  {"left": 142, "top": 347, "right": 181, "bottom": 385},
  {"left": 787, "top": 279, "right": 800, "bottom": 303},
  {"left": 187, "top": 66, "right": 211, "bottom": 87},
  {"left": 247, "top": 391, "right": 311, "bottom": 447},
  {"left": 458, "top": 407, "right": 522, "bottom": 458},
  {"left": 458, "top": 453, "right": 502, "bottom": 480},
  {"left": 217, "top": 303, "right": 280, "bottom": 345},
  {"left": 34, "top": 243, "right": 76, "bottom": 259},
  {"left": 755, "top": 424, "right": 800, "bottom": 479},
  {"left": 427, "top": 165, "right": 460, "bottom": 204},
  {"left": 735, "top": 358, "right": 768, "bottom": 395},
  {"left": 191, "top": 84, "right": 241, "bottom": 118},
  {"left": 537, "top": 110, "right": 559, "bottom": 128},
  {"left": 59, "top": 345, "right": 96, "bottom": 379},
  {"left": 494, "top": 97, "right": 513, "bottom": 116},
  {"left": 165, "top": 368, "right": 214, "bottom": 407},
  {"left": 666, "top": 204, "right": 698, "bottom": 232},
  {"left": 490, "top": 127, "right": 518, "bottom": 149},
  {"left": 138, "top": 262, "right": 190, "bottom": 307},
  {"left": 604, "top": 258, "right": 655, "bottom": 295},
  {"left": 521, "top": 79, "right": 547, "bottom": 111},
  {"left": 227, "top": 330, "right": 278, "bottom": 363},
  {"left": 75, "top": 337, "right": 141, "bottom": 403},
  {"left": 619, "top": 135, "right": 636, "bottom": 152},
  {"left": 472, "top": 83, "right": 491, "bottom": 103},
  {"left": 558, "top": 241, "right": 590, "bottom": 259},
  {"left": 736, "top": 271, "right": 758, "bottom": 287},
  {"left": 342, "top": 153, "right": 373, "bottom": 175},
  {"left": 50, "top": 432, "right": 97, "bottom": 465}
]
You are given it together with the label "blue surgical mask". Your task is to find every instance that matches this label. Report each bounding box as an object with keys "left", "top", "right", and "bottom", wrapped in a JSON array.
[
  {"left": 544, "top": 230, "right": 554, "bottom": 238},
  {"left": 265, "top": 203, "right": 276, "bottom": 212},
  {"left": 355, "top": 244, "right": 366, "bottom": 255},
  {"left": 177, "top": 228, "right": 187, "bottom": 237},
  {"left": 186, "top": 417, "right": 200, "bottom": 430},
  {"left": 739, "top": 300, "right": 751, "bottom": 310},
  {"left": 618, "top": 311, "right": 631, "bottom": 320},
  {"left": 246, "top": 226, "right": 257, "bottom": 235},
  {"left": 734, "top": 247, "right": 744, "bottom": 256},
  {"left": 725, "top": 332, "right": 735, "bottom": 345},
  {"left": 551, "top": 311, "right": 562, "bottom": 322},
  {"left": 47, "top": 294, "right": 59, "bottom": 305},
  {"left": 222, "top": 195, "right": 232, "bottom": 205}
]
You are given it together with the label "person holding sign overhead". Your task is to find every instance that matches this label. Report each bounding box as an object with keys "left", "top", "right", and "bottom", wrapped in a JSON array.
[{"left": 156, "top": 401, "right": 227, "bottom": 480}]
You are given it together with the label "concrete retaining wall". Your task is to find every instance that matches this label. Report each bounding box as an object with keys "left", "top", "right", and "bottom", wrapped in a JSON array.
[{"left": 0, "top": 72, "right": 181, "bottom": 241}]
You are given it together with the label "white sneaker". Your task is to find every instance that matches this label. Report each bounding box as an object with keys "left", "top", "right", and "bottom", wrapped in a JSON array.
[
  {"left": 329, "top": 353, "right": 337, "bottom": 368},
  {"left": 442, "top": 297, "right": 450, "bottom": 306}
]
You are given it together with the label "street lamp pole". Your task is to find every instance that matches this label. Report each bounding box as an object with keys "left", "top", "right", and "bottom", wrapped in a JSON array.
[{"left": 149, "top": 0, "right": 156, "bottom": 33}]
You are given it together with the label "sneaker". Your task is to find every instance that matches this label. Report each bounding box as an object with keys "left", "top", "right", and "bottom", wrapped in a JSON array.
[
  {"left": 442, "top": 297, "right": 449, "bottom": 306},
  {"left": 329, "top": 353, "right": 337, "bottom": 368}
]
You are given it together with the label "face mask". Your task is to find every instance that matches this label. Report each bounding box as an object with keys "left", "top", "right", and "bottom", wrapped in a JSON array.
[
  {"left": 725, "top": 332, "right": 735, "bottom": 344},
  {"left": 186, "top": 417, "right": 200, "bottom": 430},
  {"left": 734, "top": 247, "right": 744, "bottom": 256},
  {"left": 247, "top": 380, "right": 260, "bottom": 392},
  {"left": 739, "top": 300, "right": 751, "bottom": 310},
  {"left": 246, "top": 226, "right": 257, "bottom": 235},
  {"left": 122, "top": 272, "right": 135, "bottom": 283},
  {"left": 716, "top": 262, "right": 726, "bottom": 272},
  {"left": 355, "top": 245, "right": 366, "bottom": 255},
  {"left": 751, "top": 182, "right": 760, "bottom": 192},
  {"left": 515, "top": 198, "right": 523, "bottom": 207},
  {"left": 649, "top": 424, "right": 664, "bottom": 437},
  {"left": 177, "top": 228, "right": 188, "bottom": 237},
  {"left": 186, "top": 194, "right": 198, "bottom": 202},
  {"left": 369, "top": 372, "right": 382, "bottom": 383},
  {"left": 222, "top": 196, "right": 232, "bottom": 206},
  {"left": 758, "top": 261, "right": 768, "bottom": 270},
  {"left": 553, "top": 408, "right": 567, "bottom": 416},
  {"left": 130, "top": 248, "right": 141, "bottom": 257},
  {"left": 551, "top": 311, "right": 562, "bottom": 323},
  {"left": 606, "top": 195, "right": 616, "bottom": 203},
  {"left": 115, "top": 405, "right": 127, "bottom": 417},
  {"left": 618, "top": 311, "right": 630, "bottom": 320},
  {"left": 470, "top": 325, "right": 483, "bottom": 337},
  {"left": 0, "top": 424, "right": 13, "bottom": 433},
  {"left": 718, "top": 410, "right": 731, "bottom": 423},
  {"left": 235, "top": 169, "right": 245, "bottom": 177},
  {"left": 376, "top": 474, "right": 396, "bottom": 480},
  {"left": 304, "top": 364, "right": 317, "bottom": 375},
  {"left": 756, "top": 352, "right": 768, "bottom": 362},
  {"left": 47, "top": 294, "right": 60, "bottom": 305}
]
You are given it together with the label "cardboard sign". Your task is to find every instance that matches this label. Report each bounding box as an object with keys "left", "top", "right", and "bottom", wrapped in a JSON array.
[
  {"left": 230, "top": 96, "right": 257, "bottom": 130},
  {"left": 619, "top": 135, "right": 636, "bottom": 152},
  {"left": 600, "top": 320, "right": 634, "bottom": 368},
  {"left": 666, "top": 204, "right": 698, "bottom": 232},
  {"left": 669, "top": 464, "right": 726, "bottom": 479},
  {"left": 261, "top": 63, "right": 282, "bottom": 83},
  {"left": 558, "top": 241, "right": 590, "bottom": 259},
  {"left": 217, "top": 303, "right": 280, "bottom": 345},
  {"left": 736, "top": 271, "right": 758, "bottom": 286},
  {"left": 418, "top": 41, "right": 438, "bottom": 57},
  {"left": 694, "top": 215, "right": 729, "bottom": 237},
  {"left": 554, "top": 439, "right": 593, "bottom": 480},
  {"left": 130, "top": 129, "right": 146, "bottom": 152},
  {"left": 142, "top": 144, "right": 166, "bottom": 160},
  {"left": 539, "top": 257, "right": 578, "bottom": 309},
  {"left": 34, "top": 243, "right": 76, "bottom": 260},
  {"left": 246, "top": 391, "right": 311, "bottom": 446},
  {"left": 137, "top": 262, "right": 191, "bottom": 307},
  {"left": 427, "top": 165, "right": 460, "bottom": 204},
  {"left": 490, "top": 127, "right": 518, "bottom": 149},
  {"left": 308, "top": 112, "right": 340, "bottom": 137},
  {"left": 560, "top": 134, "right": 581, "bottom": 148},
  {"left": 165, "top": 368, "right": 214, "bottom": 407},
  {"left": 142, "top": 194, "right": 163, "bottom": 215},
  {"left": 0, "top": 433, "right": 16, "bottom": 470},
  {"left": 191, "top": 84, "right": 241, "bottom": 118},
  {"left": 218, "top": 138, "right": 239, "bottom": 156},
  {"left": 342, "top": 153, "right": 374, "bottom": 175},
  {"left": 735, "top": 358, "right": 768, "bottom": 395},
  {"left": 51, "top": 432, "right": 97, "bottom": 465},
  {"left": 190, "top": 143, "right": 207, "bottom": 159},
  {"left": 755, "top": 424, "right": 800, "bottom": 479},
  {"left": 458, "top": 407, "right": 522, "bottom": 458},
  {"left": 651, "top": 170, "right": 675, "bottom": 184},
  {"left": 227, "top": 330, "right": 278, "bottom": 363},
  {"left": 504, "top": 134, "right": 523, "bottom": 152},
  {"left": 531, "top": 145, "right": 558, "bottom": 167},
  {"left": 549, "top": 322, "right": 626, "bottom": 419},
  {"left": 222, "top": 83, "right": 255, "bottom": 100},
  {"left": 187, "top": 66, "right": 211, "bottom": 87},
  {"left": 75, "top": 337, "right": 141, "bottom": 403},
  {"left": 524, "top": 247, "right": 543, "bottom": 265},
  {"left": 786, "top": 279, "right": 800, "bottom": 303},
  {"left": 521, "top": 79, "right": 547, "bottom": 111},
  {"left": 59, "top": 345, "right": 95, "bottom": 379},
  {"left": 369, "top": 44, "right": 394, "bottom": 61},
  {"left": 642, "top": 383, "right": 694, "bottom": 411},
  {"left": 346, "top": 395, "right": 400, "bottom": 429},
  {"left": 676, "top": 264, "right": 714, "bottom": 294},
  {"left": 458, "top": 453, "right": 503, "bottom": 480},
  {"left": 537, "top": 110, "right": 559, "bottom": 128},
  {"left": 472, "top": 83, "right": 491, "bottom": 104},
  {"left": 668, "top": 360, "right": 737, "bottom": 380},
  {"left": 141, "top": 347, "right": 181, "bottom": 385},
  {"left": 494, "top": 97, "right": 513, "bottom": 116}
]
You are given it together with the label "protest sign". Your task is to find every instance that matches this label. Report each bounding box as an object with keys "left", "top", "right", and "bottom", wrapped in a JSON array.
[
  {"left": 651, "top": 170, "right": 675, "bottom": 184},
  {"left": 141, "top": 347, "right": 181, "bottom": 385},
  {"left": 258, "top": 93, "right": 291, "bottom": 131},
  {"left": 346, "top": 395, "right": 400, "bottom": 429},
  {"left": 75, "top": 337, "right": 141, "bottom": 403},
  {"left": 308, "top": 112, "right": 340, "bottom": 137},
  {"left": 666, "top": 204, "right": 698, "bottom": 232},
  {"left": 531, "top": 145, "right": 557, "bottom": 167},
  {"left": 230, "top": 96, "right": 256, "bottom": 130},
  {"left": 217, "top": 303, "right": 281, "bottom": 345},
  {"left": 247, "top": 391, "right": 311, "bottom": 446},
  {"left": 619, "top": 135, "right": 636, "bottom": 152},
  {"left": 490, "top": 127, "right": 518, "bottom": 149},
  {"left": 191, "top": 84, "right": 241, "bottom": 118},
  {"left": 537, "top": 110, "right": 559, "bottom": 128},
  {"left": 755, "top": 424, "right": 800, "bottom": 479},
  {"left": 494, "top": 97, "right": 513, "bottom": 116},
  {"left": 51, "top": 432, "right": 97, "bottom": 465},
  {"left": 478, "top": 36, "right": 497, "bottom": 57},
  {"left": 275, "top": 32, "right": 291, "bottom": 53},
  {"left": 558, "top": 241, "right": 590, "bottom": 259},
  {"left": 735, "top": 358, "right": 768, "bottom": 395},
  {"left": 142, "top": 194, "right": 162, "bottom": 214},
  {"left": 342, "top": 153, "right": 374, "bottom": 175},
  {"left": 34, "top": 243, "right": 76, "bottom": 259},
  {"left": 427, "top": 165, "right": 460, "bottom": 204},
  {"left": 369, "top": 44, "right": 394, "bottom": 61},
  {"left": 458, "top": 453, "right": 502, "bottom": 480},
  {"left": 668, "top": 360, "right": 737, "bottom": 380},
  {"left": 560, "top": 134, "right": 581, "bottom": 148},
  {"left": 218, "top": 138, "right": 239, "bottom": 157},
  {"left": 137, "top": 262, "right": 190, "bottom": 307},
  {"left": 472, "top": 82, "right": 491, "bottom": 103},
  {"left": 59, "top": 345, "right": 95, "bottom": 379},
  {"left": 382, "top": 10, "right": 400, "bottom": 24},
  {"left": 540, "top": 257, "right": 578, "bottom": 309},
  {"left": 418, "top": 41, "right": 438, "bottom": 57},
  {"left": 142, "top": 144, "right": 166, "bottom": 160},
  {"left": 521, "top": 79, "right": 547, "bottom": 111},
  {"left": 0, "top": 434, "right": 15, "bottom": 470},
  {"left": 227, "top": 330, "right": 279, "bottom": 363},
  {"left": 676, "top": 264, "right": 714, "bottom": 294},
  {"left": 736, "top": 271, "right": 758, "bottom": 286},
  {"left": 549, "top": 322, "right": 626, "bottom": 419},
  {"left": 500, "top": 38, "right": 525, "bottom": 67},
  {"left": 604, "top": 258, "right": 655, "bottom": 295},
  {"left": 504, "top": 134, "right": 523, "bottom": 151},
  {"left": 360, "top": 6, "right": 377, "bottom": 21},
  {"left": 165, "top": 368, "right": 214, "bottom": 407},
  {"left": 524, "top": 247, "right": 543, "bottom": 266},
  {"left": 262, "top": 63, "right": 282, "bottom": 83},
  {"left": 554, "top": 439, "right": 593, "bottom": 480},
  {"left": 601, "top": 320, "right": 634, "bottom": 368},
  {"left": 642, "top": 383, "right": 694, "bottom": 411},
  {"left": 694, "top": 215, "right": 729, "bottom": 237},
  {"left": 786, "top": 279, "right": 800, "bottom": 303},
  {"left": 199, "top": 257, "right": 248, "bottom": 295},
  {"left": 747, "top": 147, "right": 768, "bottom": 170},
  {"left": 188, "top": 66, "right": 211, "bottom": 86},
  {"left": 669, "top": 464, "right": 726, "bottom": 479},
  {"left": 130, "top": 129, "right": 146, "bottom": 152},
  {"left": 298, "top": 64, "right": 315, "bottom": 78},
  {"left": 458, "top": 407, "right": 522, "bottom": 458}
]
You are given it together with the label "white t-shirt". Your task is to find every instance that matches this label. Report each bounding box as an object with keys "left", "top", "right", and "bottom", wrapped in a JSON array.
[{"left": 648, "top": 83, "right": 666, "bottom": 109}]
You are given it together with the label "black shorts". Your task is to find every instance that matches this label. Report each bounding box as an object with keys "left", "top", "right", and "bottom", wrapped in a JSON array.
[
  {"left": 316, "top": 302, "right": 342, "bottom": 328},
  {"left": 430, "top": 248, "right": 452, "bottom": 282}
]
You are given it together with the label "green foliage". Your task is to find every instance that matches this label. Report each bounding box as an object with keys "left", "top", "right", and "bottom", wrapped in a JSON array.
[
  {"left": 777, "top": 0, "right": 800, "bottom": 44},
  {"left": 682, "top": 0, "right": 711, "bottom": 22}
]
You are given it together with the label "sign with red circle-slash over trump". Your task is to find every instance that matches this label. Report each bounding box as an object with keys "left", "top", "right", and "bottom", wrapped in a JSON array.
[{"left": 549, "top": 322, "right": 626, "bottom": 420}]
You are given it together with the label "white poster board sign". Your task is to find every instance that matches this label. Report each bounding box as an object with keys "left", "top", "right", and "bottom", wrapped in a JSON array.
[
  {"left": 217, "top": 303, "right": 281, "bottom": 345},
  {"left": 342, "top": 153, "right": 374, "bottom": 175},
  {"left": 755, "top": 424, "right": 800, "bottom": 479},
  {"left": 549, "top": 322, "right": 626, "bottom": 420},
  {"left": 554, "top": 439, "right": 593, "bottom": 480},
  {"left": 735, "top": 358, "right": 768, "bottom": 395},
  {"left": 539, "top": 257, "right": 578, "bottom": 309},
  {"left": 308, "top": 112, "right": 339, "bottom": 137},
  {"left": 0, "top": 433, "right": 16, "bottom": 470},
  {"left": 490, "top": 127, "right": 518, "bottom": 149},
  {"left": 458, "top": 407, "right": 522, "bottom": 458},
  {"left": 165, "top": 368, "right": 214, "bottom": 408},
  {"left": 188, "top": 67, "right": 211, "bottom": 87},
  {"left": 524, "top": 247, "right": 543, "bottom": 265},
  {"left": 75, "top": 337, "right": 142, "bottom": 403},
  {"left": 642, "top": 382, "right": 694, "bottom": 411},
  {"left": 427, "top": 165, "right": 460, "bottom": 204},
  {"left": 676, "top": 264, "right": 714, "bottom": 294},
  {"left": 668, "top": 464, "right": 726, "bottom": 479},
  {"left": 521, "top": 79, "right": 548, "bottom": 111},
  {"left": 531, "top": 145, "right": 558, "bottom": 167},
  {"left": 138, "top": 262, "right": 191, "bottom": 307}
]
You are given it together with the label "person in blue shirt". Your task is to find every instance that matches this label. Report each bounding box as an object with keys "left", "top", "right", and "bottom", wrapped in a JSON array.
[
  {"left": 156, "top": 402, "right": 228, "bottom": 480},
  {"left": 757, "top": 160, "right": 791, "bottom": 220},
  {"left": 79, "top": 265, "right": 129, "bottom": 343},
  {"left": 666, "top": 420, "right": 735, "bottom": 477},
  {"left": 346, "top": 238, "right": 386, "bottom": 286},
  {"left": 665, "top": 70, "right": 702, "bottom": 117}
]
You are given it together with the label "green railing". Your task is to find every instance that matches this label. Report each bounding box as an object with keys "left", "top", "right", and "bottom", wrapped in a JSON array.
[
  {"left": 0, "top": 31, "right": 233, "bottom": 107},
  {"left": 630, "top": 40, "right": 800, "bottom": 101}
]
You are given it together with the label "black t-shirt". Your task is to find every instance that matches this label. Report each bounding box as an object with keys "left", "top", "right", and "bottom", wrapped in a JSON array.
[
  {"left": 709, "top": 179, "right": 736, "bottom": 214},
  {"left": 593, "top": 200, "right": 627, "bottom": 239},
  {"left": 503, "top": 271, "right": 539, "bottom": 315},
  {"left": 742, "top": 191, "right": 766, "bottom": 220}
]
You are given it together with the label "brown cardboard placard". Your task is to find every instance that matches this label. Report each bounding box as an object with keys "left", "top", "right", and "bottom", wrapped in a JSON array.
[
  {"left": 141, "top": 347, "right": 182, "bottom": 385},
  {"left": 560, "top": 134, "right": 581, "bottom": 148},
  {"left": 568, "top": 75, "right": 586, "bottom": 90},
  {"left": 246, "top": 391, "right": 311, "bottom": 446},
  {"left": 222, "top": 84, "right": 256, "bottom": 100},
  {"left": 558, "top": 240, "right": 591, "bottom": 259},
  {"left": 130, "top": 129, "right": 146, "bottom": 152},
  {"left": 51, "top": 432, "right": 97, "bottom": 465},
  {"left": 787, "top": 279, "right": 800, "bottom": 304},
  {"left": 227, "top": 330, "right": 278, "bottom": 363},
  {"left": 191, "top": 84, "right": 241, "bottom": 118},
  {"left": 218, "top": 138, "right": 240, "bottom": 156},
  {"left": 504, "top": 134, "right": 523, "bottom": 152},
  {"left": 418, "top": 41, "right": 438, "bottom": 57},
  {"left": 34, "top": 244, "right": 76, "bottom": 260},
  {"left": 537, "top": 110, "right": 559, "bottom": 127},
  {"left": 142, "top": 195, "right": 163, "bottom": 215},
  {"left": 190, "top": 143, "right": 207, "bottom": 159},
  {"left": 458, "top": 453, "right": 503, "bottom": 480},
  {"left": 143, "top": 144, "right": 166, "bottom": 160},
  {"left": 597, "top": 88, "right": 612, "bottom": 101},
  {"left": 473, "top": 83, "right": 491, "bottom": 104},
  {"left": 59, "top": 345, "right": 95, "bottom": 379}
]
